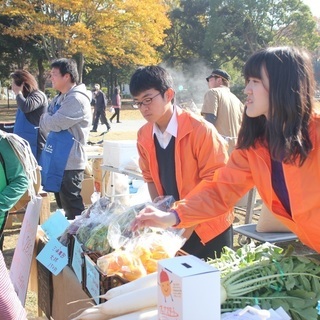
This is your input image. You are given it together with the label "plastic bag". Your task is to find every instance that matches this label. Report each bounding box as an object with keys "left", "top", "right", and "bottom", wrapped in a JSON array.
[
  {"left": 129, "top": 229, "right": 186, "bottom": 273},
  {"left": 97, "top": 249, "right": 147, "bottom": 281},
  {"left": 59, "top": 197, "right": 112, "bottom": 246}
]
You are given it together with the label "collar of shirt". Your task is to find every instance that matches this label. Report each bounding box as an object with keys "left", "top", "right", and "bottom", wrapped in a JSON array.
[{"left": 152, "top": 106, "right": 178, "bottom": 149}]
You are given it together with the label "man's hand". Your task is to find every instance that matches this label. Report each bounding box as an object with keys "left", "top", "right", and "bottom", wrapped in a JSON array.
[{"left": 131, "top": 205, "right": 178, "bottom": 231}]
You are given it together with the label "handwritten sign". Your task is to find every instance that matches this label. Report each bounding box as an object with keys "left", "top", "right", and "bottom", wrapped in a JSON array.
[
  {"left": 10, "top": 196, "right": 42, "bottom": 306},
  {"left": 72, "top": 236, "right": 83, "bottom": 283},
  {"left": 41, "top": 209, "right": 70, "bottom": 239},
  {"left": 84, "top": 255, "right": 100, "bottom": 304},
  {"left": 36, "top": 238, "right": 68, "bottom": 276}
]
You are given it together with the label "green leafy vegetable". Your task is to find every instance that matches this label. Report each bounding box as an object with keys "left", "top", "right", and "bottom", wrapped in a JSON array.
[{"left": 208, "top": 243, "right": 320, "bottom": 320}]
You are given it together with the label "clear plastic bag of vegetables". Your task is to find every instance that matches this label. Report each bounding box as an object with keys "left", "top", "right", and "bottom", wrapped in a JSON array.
[
  {"left": 96, "top": 248, "right": 147, "bottom": 282},
  {"left": 107, "top": 203, "right": 147, "bottom": 249},
  {"left": 59, "top": 196, "right": 112, "bottom": 246},
  {"left": 126, "top": 228, "right": 186, "bottom": 274},
  {"left": 106, "top": 195, "right": 179, "bottom": 252},
  {"left": 77, "top": 197, "right": 138, "bottom": 253}
]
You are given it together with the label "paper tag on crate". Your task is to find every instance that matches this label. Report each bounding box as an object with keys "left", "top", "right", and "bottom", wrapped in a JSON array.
[
  {"left": 36, "top": 237, "right": 68, "bottom": 276},
  {"left": 84, "top": 255, "right": 100, "bottom": 305},
  {"left": 41, "top": 209, "right": 70, "bottom": 239},
  {"left": 72, "top": 237, "right": 84, "bottom": 282}
]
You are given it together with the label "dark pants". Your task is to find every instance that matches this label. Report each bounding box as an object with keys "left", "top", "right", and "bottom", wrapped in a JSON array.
[
  {"left": 92, "top": 108, "right": 111, "bottom": 131},
  {"left": 181, "top": 225, "right": 233, "bottom": 260},
  {"left": 110, "top": 108, "right": 120, "bottom": 123},
  {"left": 54, "top": 170, "right": 85, "bottom": 220},
  {"left": 0, "top": 211, "right": 8, "bottom": 251}
]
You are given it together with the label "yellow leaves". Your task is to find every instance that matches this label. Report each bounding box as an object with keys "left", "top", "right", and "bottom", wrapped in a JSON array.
[{"left": 1, "top": 0, "right": 170, "bottom": 67}]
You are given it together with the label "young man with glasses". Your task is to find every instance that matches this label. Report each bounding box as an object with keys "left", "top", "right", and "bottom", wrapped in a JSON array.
[
  {"left": 129, "top": 66, "right": 233, "bottom": 260},
  {"left": 201, "top": 69, "right": 244, "bottom": 155}
]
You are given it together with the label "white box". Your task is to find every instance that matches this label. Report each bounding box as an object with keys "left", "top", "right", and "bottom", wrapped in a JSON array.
[
  {"left": 103, "top": 140, "right": 138, "bottom": 168},
  {"left": 158, "top": 255, "right": 220, "bottom": 320}
]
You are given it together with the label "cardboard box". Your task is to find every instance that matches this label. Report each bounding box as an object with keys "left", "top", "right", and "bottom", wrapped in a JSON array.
[
  {"left": 103, "top": 140, "right": 138, "bottom": 169},
  {"left": 158, "top": 255, "right": 220, "bottom": 320},
  {"left": 91, "top": 158, "right": 110, "bottom": 193},
  {"left": 81, "top": 174, "right": 95, "bottom": 205}
]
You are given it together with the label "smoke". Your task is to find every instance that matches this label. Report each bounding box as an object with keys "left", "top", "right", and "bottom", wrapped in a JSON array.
[{"left": 160, "top": 61, "right": 211, "bottom": 107}]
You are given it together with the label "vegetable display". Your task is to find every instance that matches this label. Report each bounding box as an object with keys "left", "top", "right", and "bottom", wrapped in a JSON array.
[
  {"left": 71, "top": 243, "right": 320, "bottom": 320},
  {"left": 210, "top": 243, "right": 320, "bottom": 320}
]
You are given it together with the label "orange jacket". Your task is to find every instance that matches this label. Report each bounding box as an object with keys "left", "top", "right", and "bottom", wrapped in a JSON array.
[
  {"left": 173, "top": 113, "right": 320, "bottom": 252},
  {"left": 137, "top": 107, "right": 232, "bottom": 244}
]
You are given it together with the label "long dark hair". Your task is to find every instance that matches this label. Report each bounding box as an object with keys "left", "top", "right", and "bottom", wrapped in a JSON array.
[
  {"left": 237, "top": 46, "right": 314, "bottom": 166},
  {"left": 11, "top": 70, "right": 39, "bottom": 98}
]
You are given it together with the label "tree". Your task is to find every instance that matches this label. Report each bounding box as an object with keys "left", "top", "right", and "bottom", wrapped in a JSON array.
[
  {"left": 161, "top": 0, "right": 209, "bottom": 67},
  {"left": 0, "top": 0, "right": 171, "bottom": 82},
  {"left": 204, "top": 0, "right": 320, "bottom": 69}
]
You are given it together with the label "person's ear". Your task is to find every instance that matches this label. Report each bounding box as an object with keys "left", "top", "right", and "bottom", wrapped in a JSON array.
[
  {"left": 64, "top": 73, "right": 71, "bottom": 82},
  {"left": 165, "top": 88, "right": 175, "bottom": 102}
]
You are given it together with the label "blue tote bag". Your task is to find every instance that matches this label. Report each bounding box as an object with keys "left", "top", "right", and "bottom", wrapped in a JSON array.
[{"left": 39, "top": 130, "right": 74, "bottom": 192}]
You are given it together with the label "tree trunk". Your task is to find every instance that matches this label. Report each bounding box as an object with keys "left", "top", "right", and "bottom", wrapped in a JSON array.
[
  {"left": 37, "top": 58, "right": 46, "bottom": 91},
  {"left": 78, "top": 53, "right": 84, "bottom": 84}
]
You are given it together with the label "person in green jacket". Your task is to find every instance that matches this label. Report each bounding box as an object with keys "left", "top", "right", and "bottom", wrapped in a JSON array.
[{"left": 0, "top": 130, "right": 30, "bottom": 250}]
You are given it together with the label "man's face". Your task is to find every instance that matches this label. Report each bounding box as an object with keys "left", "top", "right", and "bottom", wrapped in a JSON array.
[
  {"left": 207, "top": 76, "right": 221, "bottom": 89},
  {"left": 133, "top": 88, "right": 174, "bottom": 128},
  {"left": 50, "top": 68, "right": 70, "bottom": 93}
]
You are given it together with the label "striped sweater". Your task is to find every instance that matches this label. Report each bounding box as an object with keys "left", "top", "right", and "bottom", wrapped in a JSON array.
[{"left": 0, "top": 251, "right": 27, "bottom": 320}]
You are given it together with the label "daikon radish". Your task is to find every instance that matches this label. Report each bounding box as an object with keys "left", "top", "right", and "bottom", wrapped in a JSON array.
[
  {"left": 98, "top": 285, "right": 157, "bottom": 317},
  {"left": 70, "top": 305, "right": 112, "bottom": 320},
  {"left": 71, "top": 284, "right": 158, "bottom": 319},
  {"left": 68, "top": 273, "right": 158, "bottom": 308},
  {"left": 109, "top": 307, "right": 158, "bottom": 320},
  {"left": 103, "top": 272, "right": 157, "bottom": 300}
]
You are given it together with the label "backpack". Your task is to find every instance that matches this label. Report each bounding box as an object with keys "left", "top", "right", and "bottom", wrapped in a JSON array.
[{"left": 0, "top": 131, "right": 40, "bottom": 211}]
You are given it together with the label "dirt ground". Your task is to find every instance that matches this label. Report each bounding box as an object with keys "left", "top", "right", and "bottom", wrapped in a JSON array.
[{"left": 1, "top": 100, "right": 317, "bottom": 319}]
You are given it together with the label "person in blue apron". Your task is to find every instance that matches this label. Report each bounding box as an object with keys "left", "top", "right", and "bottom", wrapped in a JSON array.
[
  {"left": 39, "top": 58, "right": 92, "bottom": 220},
  {"left": 11, "top": 70, "right": 48, "bottom": 162}
]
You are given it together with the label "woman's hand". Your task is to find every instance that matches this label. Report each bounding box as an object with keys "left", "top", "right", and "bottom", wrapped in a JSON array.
[
  {"left": 12, "top": 82, "right": 23, "bottom": 95},
  {"left": 132, "top": 205, "right": 178, "bottom": 231}
]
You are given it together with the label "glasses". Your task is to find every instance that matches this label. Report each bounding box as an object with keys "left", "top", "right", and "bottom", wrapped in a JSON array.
[{"left": 134, "top": 92, "right": 162, "bottom": 108}]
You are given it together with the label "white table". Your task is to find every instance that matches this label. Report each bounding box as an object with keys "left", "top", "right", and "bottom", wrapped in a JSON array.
[
  {"left": 84, "top": 145, "right": 103, "bottom": 160},
  {"left": 100, "top": 165, "right": 143, "bottom": 197}
]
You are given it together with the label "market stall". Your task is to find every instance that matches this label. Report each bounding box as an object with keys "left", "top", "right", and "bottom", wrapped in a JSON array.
[
  {"left": 30, "top": 191, "right": 320, "bottom": 320},
  {"left": 28, "top": 141, "right": 320, "bottom": 320}
]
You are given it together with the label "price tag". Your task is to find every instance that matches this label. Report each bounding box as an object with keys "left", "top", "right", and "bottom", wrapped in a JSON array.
[
  {"left": 85, "top": 255, "right": 100, "bottom": 304},
  {"left": 36, "top": 238, "right": 68, "bottom": 276},
  {"left": 41, "top": 209, "right": 70, "bottom": 239},
  {"left": 72, "top": 236, "right": 83, "bottom": 283}
]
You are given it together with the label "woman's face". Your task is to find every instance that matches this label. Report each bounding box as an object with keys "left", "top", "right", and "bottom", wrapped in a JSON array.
[{"left": 244, "top": 66, "right": 270, "bottom": 119}]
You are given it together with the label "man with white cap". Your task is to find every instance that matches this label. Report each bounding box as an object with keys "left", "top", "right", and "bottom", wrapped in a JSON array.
[{"left": 201, "top": 69, "right": 244, "bottom": 154}]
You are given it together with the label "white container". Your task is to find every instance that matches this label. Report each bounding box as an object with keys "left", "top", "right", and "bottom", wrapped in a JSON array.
[
  {"left": 103, "top": 140, "right": 138, "bottom": 169},
  {"left": 158, "top": 255, "right": 220, "bottom": 320}
]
